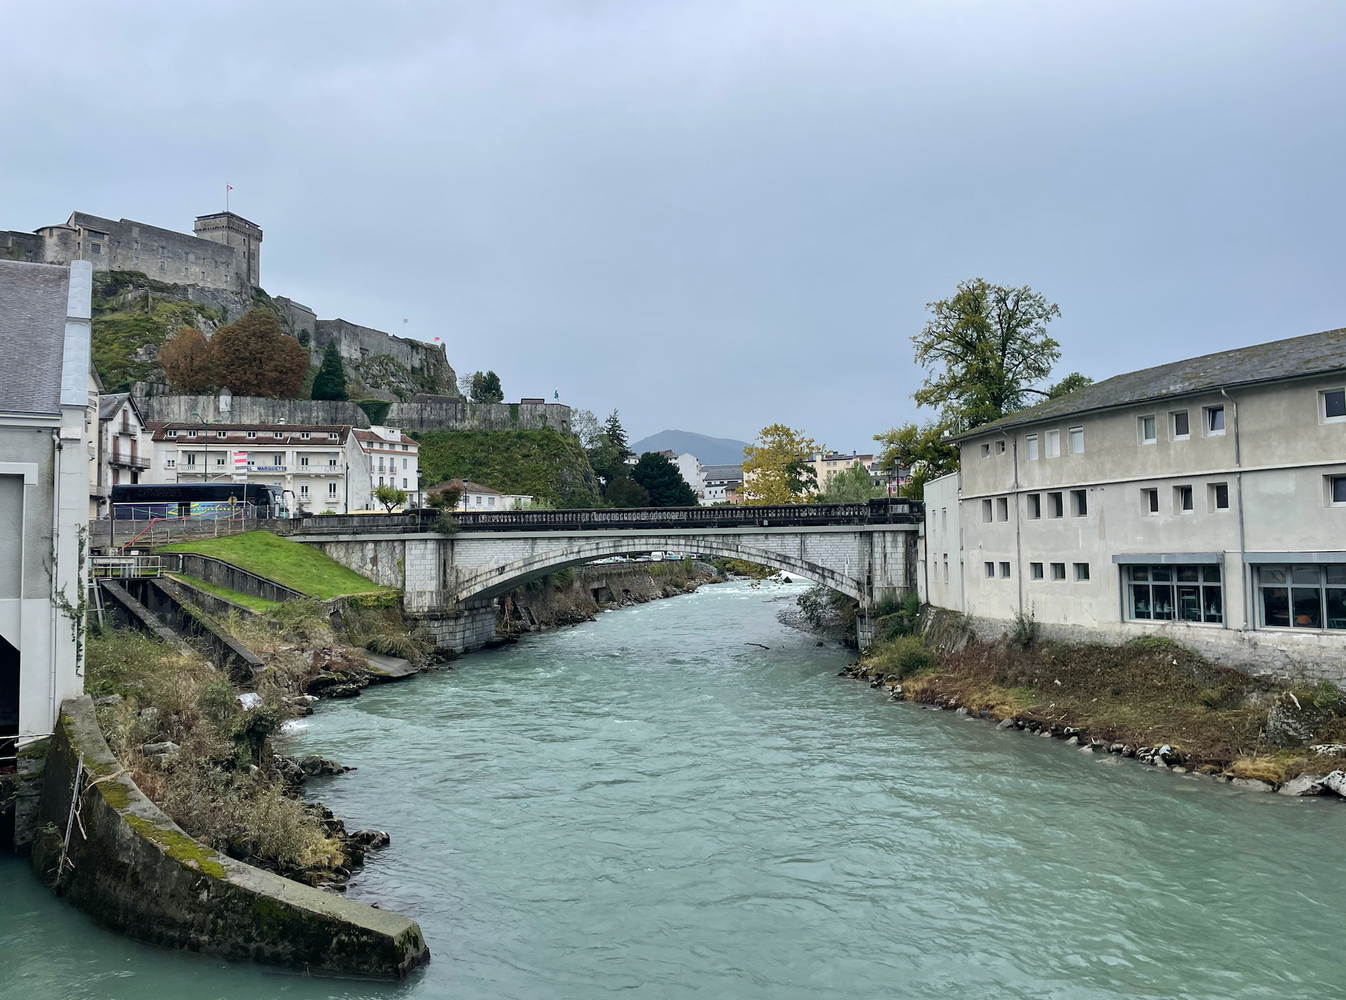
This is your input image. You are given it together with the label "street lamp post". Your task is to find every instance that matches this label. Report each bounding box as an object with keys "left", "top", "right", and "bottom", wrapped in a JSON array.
[{"left": 190, "top": 410, "right": 212, "bottom": 482}]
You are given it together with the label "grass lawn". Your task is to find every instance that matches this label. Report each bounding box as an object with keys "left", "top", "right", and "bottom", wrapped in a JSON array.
[
  {"left": 159, "top": 531, "right": 395, "bottom": 600},
  {"left": 169, "top": 573, "right": 282, "bottom": 613}
]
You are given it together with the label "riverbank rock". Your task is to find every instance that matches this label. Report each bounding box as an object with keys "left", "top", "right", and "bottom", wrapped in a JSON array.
[
  {"left": 1278, "top": 774, "right": 1326, "bottom": 796},
  {"left": 1228, "top": 777, "right": 1275, "bottom": 792},
  {"left": 1310, "top": 744, "right": 1346, "bottom": 756},
  {"left": 1319, "top": 770, "right": 1346, "bottom": 797},
  {"left": 1264, "top": 698, "right": 1332, "bottom": 746},
  {"left": 140, "top": 741, "right": 181, "bottom": 766},
  {"left": 996, "top": 718, "right": 1016, "bottom": 730}
]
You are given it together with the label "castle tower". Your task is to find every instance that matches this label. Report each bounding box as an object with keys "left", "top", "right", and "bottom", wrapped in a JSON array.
[{"left": 193, "top": 211, "right": 262, "bottom": 290}]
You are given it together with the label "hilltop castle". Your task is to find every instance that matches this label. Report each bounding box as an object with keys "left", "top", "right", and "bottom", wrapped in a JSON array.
[{"left": 1, "top": 210, "right": 262, "bottom": 294}]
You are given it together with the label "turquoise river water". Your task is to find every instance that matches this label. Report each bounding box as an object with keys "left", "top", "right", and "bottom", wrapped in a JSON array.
[{"left": 4, "top": 577, "right": 1346, "bottom": 999}]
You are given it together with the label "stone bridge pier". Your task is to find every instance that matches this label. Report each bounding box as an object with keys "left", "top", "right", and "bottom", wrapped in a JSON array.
[{"left": 294, "top": 520, "right": 921, "bottom": 653}]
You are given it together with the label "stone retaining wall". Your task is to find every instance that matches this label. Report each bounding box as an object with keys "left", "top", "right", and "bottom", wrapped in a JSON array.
[
  {"left": 30, "top": 696, "right": 430, "bottom": 978},
  {"left": 165, "top": 552, "right": 307, "bottom": 604}
]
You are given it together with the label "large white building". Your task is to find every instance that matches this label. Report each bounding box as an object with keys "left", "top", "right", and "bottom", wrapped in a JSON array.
[
  {"left": 0, "top": 259, "right": 92, "bottom": 759},
  {"left": 921, "top": 327, "right": 1346, "bottom": 680},
  {"left": 352, "top": 426, "right": 420, "bottom": 510},
  {"left": 147, "top": 422, "right": 364, "bottom": 513},
  {"left": 90, "top": 393, "right": 150, "bottom": 518}
]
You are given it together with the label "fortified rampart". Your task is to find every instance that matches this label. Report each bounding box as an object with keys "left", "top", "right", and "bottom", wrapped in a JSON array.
[{"left": 132, "top": 391, "right": 572, "bottom": 433}]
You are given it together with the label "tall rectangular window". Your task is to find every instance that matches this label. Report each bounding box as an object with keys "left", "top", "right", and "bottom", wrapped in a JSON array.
[
  {"left": 1074, "top": 563, "right": 1090, "bottom": 581},
  {"left": 1211, "top": 482, "right": 1229, "bottom": 510},
  {"left": 1176, "top": 485, "right": 1193, "bottom": 512},
  {"left": 999, "top": 562, "right": 1011, "bottom": 578},
  {"left": 985, "top": 562, "right": 996, "bottom": 578},
  {"left": 1068, "top": 426, "right": 1084, "bottom": 454},
  {"left": 996, "top": 440, "right": 1006, "bottom": 455},
  {"left": 1050, "top": 562, "right": 1066, "bottom": 580},
  {"left": 1026, "top": 434, "right": 1039, "bottom": 460},
  {"left": 982, "top": 499, "right": 993, "bottom": 523},
  {"left": 1333, "top": 476, "right": 1346, "bottom": 505},
  {"left": 1045, "top": 430, "right": 1060, "bottom": 458},
  {"left": 1172, "top": 410, "right": 1190, "bottom": 438},
  {"left": 1128, "top": 564, "right": 1223, "bottom": 623},
  {"left": 981, "top": 443, "right": 991, "bottom": 458},
  {"left": 1139, "top": 416, "right": 1156, "bottom": 444},
  {"left": 1143, "top": 488, "right": 1159, "bottom": 514},
  {"left": 996, "top": 497, "right": 1008, "bottom": 521},
  {"left": 1206, "top": 405, "right": 1225, "bottom": 435},
  {"left": 1324, "top": 389, "right": 1346, "bottom": 421},
  {"left": 1027, "top": 493, "right": 1041, "bottom": 519},
  {"left": 328, "top": 482, "right": 338, "bottom": 497},
  {"left": 1048, "top": 492, "right": 1064, "bottom": 518},
  {"left": 1030, "top": 562, "right": 1044, "bottom": 579},
  {"left": 1071, "top": 489, "right": 1087, "bottom": 517}
]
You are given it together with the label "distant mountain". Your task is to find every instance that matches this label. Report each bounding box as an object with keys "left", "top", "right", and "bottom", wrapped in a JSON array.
[{"left": 630, "top": 430, "right": 749, "bottom": 466}]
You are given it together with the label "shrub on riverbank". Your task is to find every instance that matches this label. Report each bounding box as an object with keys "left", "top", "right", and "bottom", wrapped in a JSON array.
[
  {"left": 85, "top": 627, "right": 346, "bottom": 878},
  {"left": 860, "top": 626, "right": 1346, "bottom": 781}
]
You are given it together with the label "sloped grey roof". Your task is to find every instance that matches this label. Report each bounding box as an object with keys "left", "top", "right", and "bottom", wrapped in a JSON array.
[
  {"left": 701, "top": 464, "right": 744, "bottom": 481},
  {"left": 99, "top": 392, "right": 130, "bottom": 420},
  {"left": 963, "top": 326, "right": 1346, "bottom": 438},
  {"left": 0, "top": 260, "right": 70, "bottom": 416}
]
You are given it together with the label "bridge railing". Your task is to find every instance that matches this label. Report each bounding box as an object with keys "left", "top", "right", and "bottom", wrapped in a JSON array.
[{"left": 280, "top": 498, "right": 924, "bottom": 536}]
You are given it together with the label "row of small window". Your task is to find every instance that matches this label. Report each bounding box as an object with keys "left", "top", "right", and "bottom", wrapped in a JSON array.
[
  {"left": 984, "top": 561, "right": 1090, "bottom": 581},
  {"left": 375, "top": 477, "right": 411, "bottom": 489},
  {"left": 1126, "top": 562, "right": 1346, "bottom": 630},
  {"left": 983, "top": 491, "right": 1088, "bottom": 521},
  {"left": 1136, "top": 406, "right": 1224, "bottom": 444},
  {"left": 982, "top": 428, "right": 1086, "bottom": 459},
  {"left": 298, "top": 483, "right": 341, "bottom": 498},
  {"left": 168, "top": 429, "right": 340, "bottom": 441}
]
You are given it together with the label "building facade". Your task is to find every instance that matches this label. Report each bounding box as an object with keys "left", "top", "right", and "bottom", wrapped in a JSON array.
[
  {"left": 0, "top": 259, "right": 93, "bottom": 757},
  {"left": 701, "top": 464, "right": 744, "bottom": 505},
  {"left": 1, "top": 211, "right": 260, "bottom": 294},
  {"left": 921, "top": 327, "right": 1346, "bottom": 679},
  {"left": 352, "top": 427, "right": 420, "bottom": 510},
  {"left": 147, "top": 422, "right": 363, "bottom": 514},
  {"left": 91, "top": 393, "right": 150, "bottom": 517}
]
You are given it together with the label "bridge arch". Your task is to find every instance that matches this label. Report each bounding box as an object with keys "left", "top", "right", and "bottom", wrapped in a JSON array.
[{"left": 446, "top": 534, "right": 868, "bottom": 607}]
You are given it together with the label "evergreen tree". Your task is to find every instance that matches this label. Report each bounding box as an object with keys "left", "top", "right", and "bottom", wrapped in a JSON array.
[
  {"left": 469, "top": 370, "right": 505, "bottom": 403},
  {"left": 604, "top": 409, "right": 630, "bottom": 457},
  {"left": 604, "top": 476, "right": 650, "bottom": 508},
  {"left": 631, "top": 452, "right": 698, "bottom": 507},
  {"left": 311, "top": 341, "right": 348, "bottom": 401}
]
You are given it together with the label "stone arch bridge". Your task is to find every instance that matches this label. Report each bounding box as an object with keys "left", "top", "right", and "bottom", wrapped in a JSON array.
[{"left": 280, "top": 501, "right": 924, "bottom": 651}]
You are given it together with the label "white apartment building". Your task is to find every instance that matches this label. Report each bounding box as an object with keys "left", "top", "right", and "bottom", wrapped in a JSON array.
[
  {"left": 90, "top": 393, "right": 150, "bottom": 517},
  {"left": 352, "top": 426, "right": 420, "bottom": 510},
  {"left": 426, "top": 478, "right": 506, "bottom": 511},
  {"left": 147, "top": 423, "right": 363, "bottom": 513},
  {"left": 674, "top": 453, "right": 705, "bottom": 500},
  {"left": 920, "top": 327, "right": 1346, "bottom": 679},
  {"left": 700, "top": 464, "right": 744, "bottom": 505}
]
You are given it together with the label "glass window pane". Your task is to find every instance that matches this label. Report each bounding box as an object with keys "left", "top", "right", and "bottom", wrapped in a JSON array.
[
  {"left": 1152, "top": 585, "right": 1175, "bottom": 619},
  {"left": 1260, "top": 566, "right": 1287, "bottom": 585},
  {"left": 1173, "top": 411, "right": 1189, "bottom": 436},
  {"left": 1152, "top": 567, "right": 1172, "bottom": 582},
  {"left": 1327, "top": 589, "right": 1346, "bottom": 629},
  {"left": 1203, "top": 565, "right": 1222, "bottom": 583},
  {"left": 1262, "top": 587, "right": 1290, "bottom": 627},
  {"left": 1292, "top": 565, "right": 1321, "bottom": 584},
  {"left": 1132, "top": 585, "right": 1151, "bottom": 619},
  {"left": 1327, "top": 565, "right": 1346, "bottom": 586},
  {"left": 1203, "top": 586, "right": 1223, "bottom": 623},
  {"left": 1209, "top": 407, "right": 1225, "bottom": 431},
  {"left": 1292, "top": 589, "right": 1323, "bottom": 628},
  {"left": 1326, "top": 390, "right": 1346, "bottom": 418},
  {"left": 1178, "top": 586, "right": 1202, "bottom": 621},
  {"left": 1177, "top": 566, "right": 1199, "bottom": 582},
  {"left": 1334, "top": 477, "right": 1346, "bottom": 504},
  {"left": 1130, "top": 566, "right": 1149, "bottom": 581}
]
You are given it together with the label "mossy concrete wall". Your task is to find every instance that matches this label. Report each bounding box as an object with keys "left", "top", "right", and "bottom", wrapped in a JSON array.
[{"left": 31, "top": 696, "right": 429, "bottom": 979}]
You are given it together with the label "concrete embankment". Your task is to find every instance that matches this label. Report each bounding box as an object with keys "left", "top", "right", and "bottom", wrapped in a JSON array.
[{"left": 30, "top": 696, "right": 429, "bottom": 979}]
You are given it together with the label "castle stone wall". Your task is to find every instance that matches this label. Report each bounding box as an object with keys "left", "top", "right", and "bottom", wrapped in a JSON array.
[
  {"left": 312, "top": 319, "right": 458, "bottom": 399},
  {"left": 133, "top": 392, "right": 573, "bottom": 434}
]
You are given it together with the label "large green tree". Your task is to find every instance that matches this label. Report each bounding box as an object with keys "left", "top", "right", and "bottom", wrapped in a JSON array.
[
  {"left": 587, "top": 409, "right": 634, "bottom": 485},
  {"left": 817, "top": 461, "right": 883, "bottom": 503},
  {"left": 631, "top": 452, "right": 698, "bottom": 507},
  {"left": 873, "top": 421, "right": 960, "bottom": 501},
  {"left": 311, "top": 341, "right": 348, "bottom": 401},
  {"left": 741, "top": 424, "right": 818, "bottom": 504},
  {"left": 467, "top": 370, "right": 504, "bottom": 403},
  {"left": 912, "top": 278, "right": 1062, "bottom": 429},
  {"left": 603, "top": 476, "right": 649, "bottom": 507}
]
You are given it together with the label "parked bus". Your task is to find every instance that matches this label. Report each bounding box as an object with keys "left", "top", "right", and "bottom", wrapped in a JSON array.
[{"left": 109, "top": 482, "right": 288, "bottom": 520}]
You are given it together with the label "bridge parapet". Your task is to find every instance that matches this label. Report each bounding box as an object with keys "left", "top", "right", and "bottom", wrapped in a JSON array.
[{"left": 277, "top": 498, "right": 923, "bottom": 536}]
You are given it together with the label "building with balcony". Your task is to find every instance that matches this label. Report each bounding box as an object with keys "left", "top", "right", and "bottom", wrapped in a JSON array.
[
  {"left": 147, "top": 423, "right": 363, "bottom": 513},
  {"left": 352, "top": 427, "right": 420, "bottom": 510},
  {"left": 701, "top": 464, "right": 744, "bottom": 505},
  {"left": 91, "top": 393, "right": 150, "bottom": 517},
  {"left": 921, "top": 325, "right": 1346, "bottom": 680}
]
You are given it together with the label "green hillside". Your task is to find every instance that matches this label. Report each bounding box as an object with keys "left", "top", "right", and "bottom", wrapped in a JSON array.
[
  {"left": 414, "top": 428, "right": 604, "bottom": 508},
  {"left": 91, "top": 271, "right": 226, "bottom": 391}
]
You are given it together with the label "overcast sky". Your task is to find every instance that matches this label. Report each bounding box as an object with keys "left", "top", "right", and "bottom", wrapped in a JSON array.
[{"left": 3, "top": 1, "right": 1343, "bottom": 450}]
